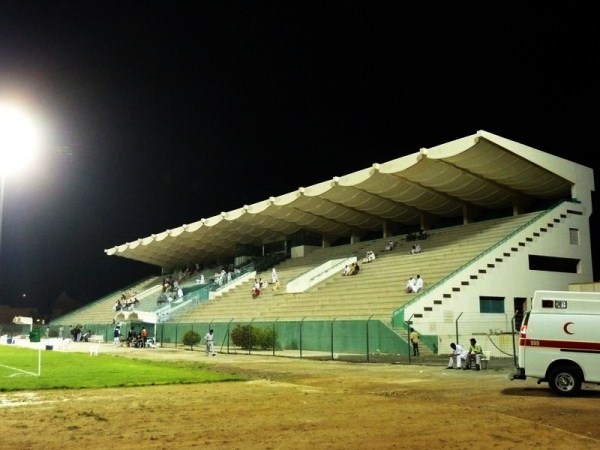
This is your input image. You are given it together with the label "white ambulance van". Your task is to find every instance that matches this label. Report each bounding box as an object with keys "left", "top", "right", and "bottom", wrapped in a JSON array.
[{"left": 510, "top": 290, "right": 600, "bottom": 396}]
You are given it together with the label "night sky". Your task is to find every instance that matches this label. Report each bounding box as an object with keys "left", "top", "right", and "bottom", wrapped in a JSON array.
[{"left": 0, "top": 2, "right": 597, "bottom": 316}]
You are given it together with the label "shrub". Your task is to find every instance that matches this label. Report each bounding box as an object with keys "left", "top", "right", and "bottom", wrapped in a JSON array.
[
  {"left": 231, "top": 325, "right": 277, "bottom": 350},
  {"left": 182, "top": 330, "right": 201, "bottom": 350}
]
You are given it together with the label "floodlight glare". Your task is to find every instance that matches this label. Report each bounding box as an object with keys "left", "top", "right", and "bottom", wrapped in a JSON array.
[
  {"left": 0, "top": 101, "right": 42, "bottom": 256},
  {"left": 0, "top": 103, "right": 41, "bottom": 175}
]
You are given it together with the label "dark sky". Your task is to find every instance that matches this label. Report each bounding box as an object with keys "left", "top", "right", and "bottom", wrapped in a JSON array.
[{"left": 0, "top": 2, "right": 598, "bottom": 315}]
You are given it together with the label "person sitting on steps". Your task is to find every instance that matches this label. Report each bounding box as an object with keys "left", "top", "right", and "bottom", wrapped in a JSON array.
[
  {"left": 251, "top": 279, "right": 261, "bottom": 299},
  {"left": 362, "top": 250, "right": 376, "bottom": 263},
  {"left": 409, "top": 243, "right": 422, "bottom": 254},
  {"left": 405, "top": 276, "right": 416, "bottom": 293}
]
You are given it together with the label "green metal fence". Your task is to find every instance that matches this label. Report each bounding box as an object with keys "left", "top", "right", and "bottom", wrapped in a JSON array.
[{"left": 38, "top": 315, "right": 518, "bottom": 366}]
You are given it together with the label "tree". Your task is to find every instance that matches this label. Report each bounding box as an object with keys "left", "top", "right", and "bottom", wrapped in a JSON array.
[{"left": 182, "top": 330, "right": 201, "bottom": 350}]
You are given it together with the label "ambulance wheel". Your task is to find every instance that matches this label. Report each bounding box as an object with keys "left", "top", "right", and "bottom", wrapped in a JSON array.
[{"left": 548, "top": 365, "right": 582, "bottom": 396}]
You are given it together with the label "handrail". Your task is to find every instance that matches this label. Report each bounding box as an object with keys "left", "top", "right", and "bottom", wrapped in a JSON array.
[
  {"left": 390, "top": 200, "right": 575, "bottom": 320},
  {"left": 286, "top": 256, "right": 356, "bottom": 293},
  {"left": 50, "top": 274, "right": 160, "bottom": 324}
]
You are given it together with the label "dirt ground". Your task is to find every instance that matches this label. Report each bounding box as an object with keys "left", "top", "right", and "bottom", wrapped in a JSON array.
[{"left": 1, "top": 343, "right": 599, "bottom": 450}]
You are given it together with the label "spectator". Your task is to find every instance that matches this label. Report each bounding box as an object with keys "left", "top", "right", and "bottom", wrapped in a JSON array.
[
  {"left": 464, "top": 337, "right": 483, "bottom": 370},
  {"left": 409, "top": 328, "right": 420, "bottom": 356},
  {"left": 140, "top": 327, "right": 148, "bottom": 347},
  {"left": 82, "top": 330, "right": 91, "bottom": 342},
  {"left": 418, "top": 229, "right": 428, "bottom": 240},
  {"left": 446, "top": 342, "right": 467, "bottom": 369},
  {"left": 271, "top": 279, "right": 282, "bottom": 292},
  {"left": 113, "top": 326, "right": 121, "bottom": 347},
  {"left": 414, "top": 274, "right": 424, "bottom": 293},
  {"left": 342, "top": 265, "right": 350, "bottom": 276},
  {"left": 405, "top": 277, "right": 416, "bottom": 293},
  {"left": 362, "top": 250, "right": 376, "bottom": 263},
  {"left": 252, "top": 279, "right": 261, "bottom": 299},
  {"left": 409, "top": 243, "right": 422, "bottom": 254},
  {"left": 127, "top": 327, "right": 137, "bottom": 347},
  {"left": 383, "top": 239, "right": 395, "bottom": 251},
  {"left": 271, "top": 267, "right": 279, "bottom": 284},
  {"left": 348, "top": 262, "right": 360, "bottom": 275}
]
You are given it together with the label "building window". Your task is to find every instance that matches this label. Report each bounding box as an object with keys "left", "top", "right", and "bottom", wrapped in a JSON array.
[
  {"left": 480, "top": 296, "right": 505, "bottom": 313},
  {"left": 569, "top": 228, "right": 579, "bottom": 245},
  {"left": 529, "top": 255, "right": 579, "bottom": 273}
]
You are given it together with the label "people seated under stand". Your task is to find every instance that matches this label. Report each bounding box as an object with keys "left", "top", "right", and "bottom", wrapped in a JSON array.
[
  {"left": 418, "top": 229, "right": 428, "bottom": 240},
  {"left": 127, "top": 327, "right": 137, "bottom": 347}
]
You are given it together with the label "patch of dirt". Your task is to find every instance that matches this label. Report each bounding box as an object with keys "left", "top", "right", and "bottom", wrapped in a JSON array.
[{"left": 0, "top": 344, "right": 598, "bottom": 449}]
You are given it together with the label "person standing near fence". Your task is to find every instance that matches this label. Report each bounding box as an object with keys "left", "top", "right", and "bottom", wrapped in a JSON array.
[
  {"left": 113, "top": 326, "right": 121, "bottom": 347},
  {"left": 205, "top": 329, "right": 216, "bottom": 356},
  {"left": 409, "top": 327, "right": 420, "bottom": 356}
]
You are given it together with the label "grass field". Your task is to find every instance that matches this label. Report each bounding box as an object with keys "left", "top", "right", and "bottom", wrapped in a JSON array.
[{"left": 0, "top": 345, "right": 244, "bottom": 391}]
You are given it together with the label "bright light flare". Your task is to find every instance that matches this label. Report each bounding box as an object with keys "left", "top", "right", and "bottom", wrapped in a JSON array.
[{"left": 0, "top": 103, "right": 41, "bottom": 176}]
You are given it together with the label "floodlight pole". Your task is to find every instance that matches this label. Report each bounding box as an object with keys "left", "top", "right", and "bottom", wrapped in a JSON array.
[{"left": 0, "top": 172, "right": 4, "bottom": 258}]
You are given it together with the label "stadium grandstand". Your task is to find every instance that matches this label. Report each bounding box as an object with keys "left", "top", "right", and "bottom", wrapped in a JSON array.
[{"left": 47, "top": 130, "right": 596, "bottom": 361}]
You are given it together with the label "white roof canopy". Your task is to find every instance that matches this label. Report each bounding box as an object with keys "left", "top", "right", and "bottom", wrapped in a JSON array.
[{"left": 105, "top": 130, "right": 592, "bottom": 271}]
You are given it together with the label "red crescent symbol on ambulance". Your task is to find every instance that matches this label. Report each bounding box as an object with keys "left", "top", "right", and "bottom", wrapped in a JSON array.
[{"left": 563, "top": 322, "right": 574, "bottom": 334}]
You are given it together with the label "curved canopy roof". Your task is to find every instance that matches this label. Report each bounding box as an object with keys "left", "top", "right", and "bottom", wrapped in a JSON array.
[{"left": 105, "top": 130, "right": 593, "bottom": 271}]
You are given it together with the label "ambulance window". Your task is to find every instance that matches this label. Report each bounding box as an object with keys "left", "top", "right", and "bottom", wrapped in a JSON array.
[{"left": 541, "top": 299, "right": 554, "bottom": 308}]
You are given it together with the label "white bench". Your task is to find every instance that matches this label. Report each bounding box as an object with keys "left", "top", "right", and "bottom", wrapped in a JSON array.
[{"left": 89, "top": 335, "right": 105, "bottom": 344}]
